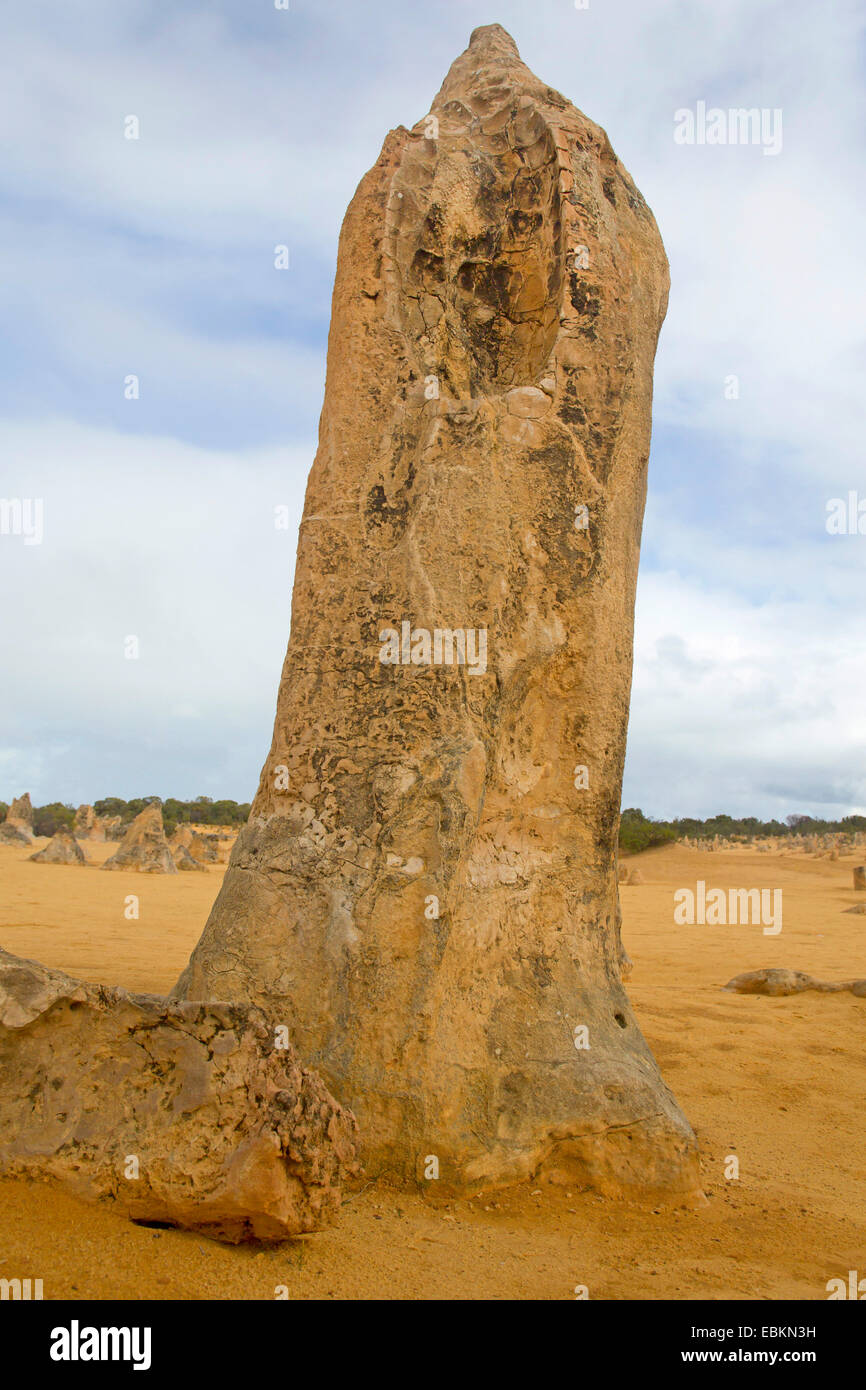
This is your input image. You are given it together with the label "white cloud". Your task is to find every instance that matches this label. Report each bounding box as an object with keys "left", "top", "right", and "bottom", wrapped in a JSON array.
[
  {"left": 0, "top": 0, "right": 863, "bottom": 816},
  {"left": 626, "top": 570, "right": 866, "bottom": 818},
  {"left": 0, "top": 419, "right": 308, "bottom": 802}
]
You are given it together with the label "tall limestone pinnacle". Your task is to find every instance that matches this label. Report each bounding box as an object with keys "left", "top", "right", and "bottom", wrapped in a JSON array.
[{"left": 176, "top": 26, "right": 700, "bottom": 1197}]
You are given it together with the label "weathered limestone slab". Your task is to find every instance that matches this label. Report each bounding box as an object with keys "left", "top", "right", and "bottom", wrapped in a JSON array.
[
  {"left": 175, "top": 25, "right": 698, "bottom": 1198},
  {"left": 0, "top": 949, "right": 358, "bottom": 1242}
]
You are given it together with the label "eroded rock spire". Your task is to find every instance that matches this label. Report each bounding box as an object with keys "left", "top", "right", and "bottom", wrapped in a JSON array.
[{"left": 176, "top": 27, "right": 699, "bottom": 1199}]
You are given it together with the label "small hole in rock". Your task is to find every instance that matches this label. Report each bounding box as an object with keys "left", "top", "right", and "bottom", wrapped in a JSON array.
[{"left": 614, "top": 1012, "right": 627, "bottom": 1029}]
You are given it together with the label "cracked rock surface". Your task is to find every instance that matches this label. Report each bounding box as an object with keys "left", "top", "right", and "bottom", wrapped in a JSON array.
[
  {"left": 175, "top": 25, "right": 699, "bottom": 1198},
  {"left": 0, "top": 948, "right": 358, "bottom": 1242}
]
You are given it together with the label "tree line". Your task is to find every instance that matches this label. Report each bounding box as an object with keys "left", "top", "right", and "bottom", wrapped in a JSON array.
[
  {"left": 2, "top": 799, "right": 864, "bottom": 850},
  {"left": 618, "top": 807, "right": 866, "bottom": 855},
  {"left": 0, "top": 796, "right": 252, "bottom": 838}
]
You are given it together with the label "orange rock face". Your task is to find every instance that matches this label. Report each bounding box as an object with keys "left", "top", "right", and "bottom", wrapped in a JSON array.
[{"left": 176, "top": 26, "right": 699, "bottom": 1198}]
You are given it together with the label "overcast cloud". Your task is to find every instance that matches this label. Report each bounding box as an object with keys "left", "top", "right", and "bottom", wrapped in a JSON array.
[{"left": 1, "top": 0, "right": 864, "bottom": 819}]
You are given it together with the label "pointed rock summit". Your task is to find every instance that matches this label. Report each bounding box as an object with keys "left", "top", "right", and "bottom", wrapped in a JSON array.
[
  {"left": 102, "top": 803, "right": 177, "bottom": 874},
  {"left": 176, "top": 28, "right": 697, "bottom": 1197},
  {"left": 1, "top": 793, "right": 35, "bottom": 845},
  {"left": 29, "top": 829, "right": 86, "bottom": 865},
  {"left": 7, "top": 793, "right": 34, "bottom": 827}
]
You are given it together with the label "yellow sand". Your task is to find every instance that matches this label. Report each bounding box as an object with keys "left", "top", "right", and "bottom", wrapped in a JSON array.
[{"left": 1, "top": 839, "right": 863, "bottom": 1300}]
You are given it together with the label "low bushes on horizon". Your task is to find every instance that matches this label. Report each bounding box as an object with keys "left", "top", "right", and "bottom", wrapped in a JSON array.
[
  {"left": 618, "top": 807, "right": 866, "bottom": 855},
  {"left": 93, "top": 796, "right": 252, "bottom": 835},
  {"left": 2, "top": 797, "right": 863, "bottom": 849}
]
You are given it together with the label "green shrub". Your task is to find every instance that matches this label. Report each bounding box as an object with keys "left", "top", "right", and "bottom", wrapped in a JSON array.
[
  {"left": 32, "top": 802, "right": 75, "bottom": 837},
  {"left": 619, "top": 808, "right": 677, "bottom": 855}
]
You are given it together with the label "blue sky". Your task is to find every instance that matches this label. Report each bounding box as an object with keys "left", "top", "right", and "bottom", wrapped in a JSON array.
[{"left": 1, "top": 0, "right": 864, "bottom": 819}]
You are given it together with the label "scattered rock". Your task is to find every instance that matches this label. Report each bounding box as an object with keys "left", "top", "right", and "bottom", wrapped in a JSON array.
[
  {"left": 723, "top": 968, "right": 866, "bottom": 997},
  {"left": 171, "top": 825, "right": 220, "bottom": 864},
  {"left": 174, "top": 845, "right": 207, "bottom": 872},
  {"left": 853, "top": 867, "right": 866, "bottom": 892}
]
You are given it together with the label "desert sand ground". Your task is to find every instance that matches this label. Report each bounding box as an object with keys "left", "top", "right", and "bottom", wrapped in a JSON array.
[{"left": 0, "top": 837, "right": 863, "bottom": 1300}]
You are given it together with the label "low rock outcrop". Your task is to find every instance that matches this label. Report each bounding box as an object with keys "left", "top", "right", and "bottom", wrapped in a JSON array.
[
  {"left": 0, "top": 949, "right": 358, "bottom": 1242},
  {"left": 724, "top": 968, "right": 866, "bottom": 997},
  {"left": 0, "top": 824, "right": 33, "bottom": 846}
]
